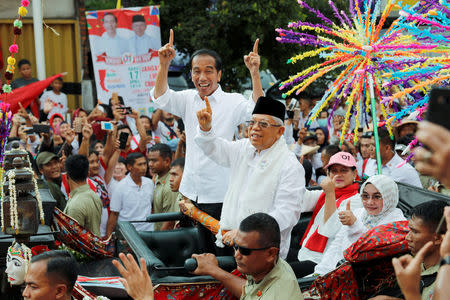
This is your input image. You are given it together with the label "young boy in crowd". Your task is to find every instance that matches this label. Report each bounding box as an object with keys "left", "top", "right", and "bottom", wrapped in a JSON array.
[
  {"left": 40, "top": 77, "right": 68, "bottom": 118},
  {"left": 11, "top": 59, "right": 39, "bottom": 89},
  {"left": 11, "top": 59, "right": 40, "bottom": 115}
]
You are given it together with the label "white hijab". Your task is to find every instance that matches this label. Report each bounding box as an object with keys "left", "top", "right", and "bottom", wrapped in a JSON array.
[{"left": 360, "top": 175, "right": 400, "bottom": 229}]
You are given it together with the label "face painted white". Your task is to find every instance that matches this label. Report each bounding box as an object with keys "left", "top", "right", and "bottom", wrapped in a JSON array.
[{"left": 5, "top": 252, "right": 27, "bottom": 285}]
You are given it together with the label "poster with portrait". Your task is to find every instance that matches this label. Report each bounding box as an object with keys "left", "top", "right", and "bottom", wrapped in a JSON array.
[{"left": 86, "top": 6, "right": 161, "bottom": 115}]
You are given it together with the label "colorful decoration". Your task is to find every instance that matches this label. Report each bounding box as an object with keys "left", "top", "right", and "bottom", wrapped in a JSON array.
[
  {"left": 2, "top": 0, "right": 30, "bottom": 93},
  {"left": 277, "top": 0, "right": 450, "bottom": 174}
]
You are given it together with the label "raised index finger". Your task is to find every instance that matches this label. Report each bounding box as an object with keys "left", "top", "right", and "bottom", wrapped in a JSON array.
[
  {"left": 346, "top": 199, "right": 351, "bottom": 211},
  {"left": 253, "top": 38, "right": 259, "bottom": 54},
  {"left": 204, "top": 96, "right": 212, "bottom": 114},
  {"left": 169, "top": 29, "right": 174, "bottom": 47}
]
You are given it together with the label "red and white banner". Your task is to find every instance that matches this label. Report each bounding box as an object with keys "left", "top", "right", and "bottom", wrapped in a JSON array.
[{"left": 86, "top": 6, "right": 161, "bottom": 115}]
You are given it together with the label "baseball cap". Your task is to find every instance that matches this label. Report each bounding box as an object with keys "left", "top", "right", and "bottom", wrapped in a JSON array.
[
  {"left": 36, "top": 151, "right": 58, "bottom": 167},
  {"left": 325, "top": 151, "right": 356, "bottom": 169}
]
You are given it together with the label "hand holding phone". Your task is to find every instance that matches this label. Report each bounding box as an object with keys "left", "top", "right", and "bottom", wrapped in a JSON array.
[
  {"left": 119, "top": 131, "right": 129, "bottom": 150},
  {"left": 427, "top": 88, "right": 450, "bottom": 131},
  {"left": 101, "top": 121, "right": 113, "bottom": 131},
  {"left": 33, "top": 124, "right": 51, "bottom": 134}
]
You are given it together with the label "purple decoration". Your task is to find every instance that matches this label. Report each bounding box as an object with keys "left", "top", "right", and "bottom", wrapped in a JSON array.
[
  {"left": 329, "top": 0, "right": 346, "bottom": 27},
  {"left": 297, "top": 0, "right": 334, "bottom": 26},
  {"left": 349, "top": 0, "right": 356, "bottom": 18},
  {"left": 341, "top": 10, "right": 353, "bottom": 27}
]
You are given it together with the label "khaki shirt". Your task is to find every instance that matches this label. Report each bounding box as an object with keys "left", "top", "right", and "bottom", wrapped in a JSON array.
[
  {"left": 241, "top": 258, "right": 303, "bottom": 300},
  {"left": 421, "top": 262, "right": 439, "bottom": 300},
  {"left": 152, "top": 173, "right": 180, "bottom": 231},
  {"left": 64, "top": 184, "right": 102, "bottom": 236}
]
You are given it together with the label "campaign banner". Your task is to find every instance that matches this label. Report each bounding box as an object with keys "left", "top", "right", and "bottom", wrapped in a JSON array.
[{"left": 86, "top": 6, "right": 161, "bottom": 116}]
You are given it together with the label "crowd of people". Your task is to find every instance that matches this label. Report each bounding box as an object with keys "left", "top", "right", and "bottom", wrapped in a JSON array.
[{"left": 7, "top": 28, "right": 450, "bottom": 300}]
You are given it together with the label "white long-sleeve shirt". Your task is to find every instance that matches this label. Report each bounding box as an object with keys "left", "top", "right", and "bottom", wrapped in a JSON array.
[
  {"left": 314, "top": 207, "right": 406, "bottom": 275},
  {"left": 128, "top": 34, "right": 161, "bottom": 56},
  {"left": 361, "top": 153, "right": 423, "bottom": 188},
  {"left": 194, "top": 130, "right": 305, "bottom": 259},
  {"left": 297, "top": 190, "right": 362, "bottom": 266},
  {"left": 151, "top": 85, "right": 255, "bottom": 204}
]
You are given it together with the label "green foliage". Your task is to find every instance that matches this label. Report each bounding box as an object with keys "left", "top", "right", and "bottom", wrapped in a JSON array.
[
  {"left": 146, "top": 0, "right": 305, "bottom": 91},
  {"left": 85, "top": 0, "right": 118, "bottom": 11}
]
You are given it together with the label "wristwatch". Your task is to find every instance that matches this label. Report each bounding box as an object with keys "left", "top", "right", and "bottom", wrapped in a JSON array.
[{"left": 440, "top": 256, "right": 450, "bottom": 267}]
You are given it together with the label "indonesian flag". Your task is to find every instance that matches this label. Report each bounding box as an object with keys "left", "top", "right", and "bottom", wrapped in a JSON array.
[{"left": 0, "top": 73, "right": 64, "bottom": 115}]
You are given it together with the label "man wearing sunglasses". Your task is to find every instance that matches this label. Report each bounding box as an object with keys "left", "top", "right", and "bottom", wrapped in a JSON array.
[
  {"left": 112, "top": 213, "right": 303, "bottom": 299},
  {"left": 192, "top": 213, "right": 303, "bottom": 299},
  {"left": 195, "top": 96, "right": 305, "bottom": 259}
]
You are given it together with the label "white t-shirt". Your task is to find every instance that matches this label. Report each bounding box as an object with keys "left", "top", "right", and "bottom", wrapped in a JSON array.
[
  {"left": 110, "top": 174, "right": 154, "bottom": 231},
  {"left": 40, "top": 90, "right": 68, "bottom": 117}
]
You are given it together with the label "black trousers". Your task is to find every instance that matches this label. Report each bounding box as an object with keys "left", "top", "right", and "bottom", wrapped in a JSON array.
[
  {"left": 290, "top": 260, "right": 317, "bottom": 278},
  {"left": 195, "top": 202, "right": 234, "bottom": 256}
]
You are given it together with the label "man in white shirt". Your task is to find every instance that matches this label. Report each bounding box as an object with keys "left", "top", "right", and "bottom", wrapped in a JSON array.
[
  {"left": 95, "top": 13, "right": 128, "bottom": 57},
  {"left": 106, "top": 152, "right": 154, "bottom": 237},
  {"left": 151, "top": 29, "right": 264, "bottom": 253},
  {"left": 129, "top": 14, "right": 160, "bottom": 56},
  {"left": 195, "top": 96, "right": 305, "bottom": 259},
  {"left": 360, "top": 127, "right": 423, "bottom": 188}
]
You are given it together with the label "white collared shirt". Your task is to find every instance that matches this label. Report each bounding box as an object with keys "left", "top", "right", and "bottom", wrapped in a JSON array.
[
  {"left": 110, "top": 174, "right": 154, "bottom": 231},
  {"left": 361, "top": 153, "right": 423, "bottom": 188},
  {"left": 129, "top": 34, "right": 160, "bottom": 56},
  {"left": 95, "top": 33, "right": 129, "bottom": 57},
  {"left": 151, "top": 85, "right": 255, "bottom": 204},
  {"left": 194, "top": 130, "right": 305, "bottom": 259}
]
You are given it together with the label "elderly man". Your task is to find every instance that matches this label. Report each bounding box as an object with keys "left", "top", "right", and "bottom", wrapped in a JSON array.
[
  {"left": 151, "top": 29, "right": 264, "bottom": 254},
  {"left": 113, "top": 213, "right": 303, "bottom": 300},
  {"left": 129, "top": 14, "right": 160, "bottom": 56},
  {"left": 195, "top": 96, "right": 305, "bottom": 259}
]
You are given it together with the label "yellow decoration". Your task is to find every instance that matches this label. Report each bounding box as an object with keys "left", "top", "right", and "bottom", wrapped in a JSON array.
[
  {"left": 6, "top": 65, "right": 15, "bottom": 73},
  {"left": 7, "top": 57, "right": 16, "bottom": 66},
  {"left": 18, "top": 6, "right": 28, "bottom": 17}
]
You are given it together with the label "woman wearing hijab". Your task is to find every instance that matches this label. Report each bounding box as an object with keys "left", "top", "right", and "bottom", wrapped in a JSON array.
[
  {"left": 314, "top": 174, "right": 406, "bottom": 275},
  {"left": 315, "top": 127, "right": 329, "bottom": 152},
  {"left": 292, "top": 152, "right": 362, "bottom": 278}
]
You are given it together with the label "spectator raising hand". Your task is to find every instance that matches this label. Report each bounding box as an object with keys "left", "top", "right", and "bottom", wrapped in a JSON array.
[{"left": 391, "top": 242, "right": 434, "bottom": 300}]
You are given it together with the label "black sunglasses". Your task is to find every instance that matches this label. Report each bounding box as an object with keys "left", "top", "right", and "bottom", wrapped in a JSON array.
[{"left": 232, "top": 241, "right": 272, "bottom": 256}]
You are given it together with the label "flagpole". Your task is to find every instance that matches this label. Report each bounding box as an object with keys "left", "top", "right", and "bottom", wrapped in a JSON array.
[
  {"left": 368, "top": 75, "right": 382, "bottom": 174},
  {"left": 32, "top": 0, "right": 46, "bottom": 80}
]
